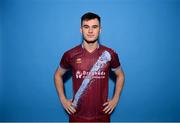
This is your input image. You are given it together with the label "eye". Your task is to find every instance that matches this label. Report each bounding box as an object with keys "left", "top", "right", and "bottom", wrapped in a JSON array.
[
  {"left": 92, "top": 25, "right": 99, "bottom": 29},
  {"left": 82, "top": 25, "right": 89, "bottom": 29}
]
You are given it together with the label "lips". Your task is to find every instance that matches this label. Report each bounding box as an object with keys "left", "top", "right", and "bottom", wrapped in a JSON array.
[{"left": 87, "top": 35, "right": 94, "bottom": 38}]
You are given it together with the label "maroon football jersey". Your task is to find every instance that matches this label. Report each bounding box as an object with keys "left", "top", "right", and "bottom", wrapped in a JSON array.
[{"left": 60, "top": 44, "right": 120, "bottom": 122}]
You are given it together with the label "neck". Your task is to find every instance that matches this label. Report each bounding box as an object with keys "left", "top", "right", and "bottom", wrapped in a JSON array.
[{"left": 82, "top": 41, "right": 99, "bottom": 53}]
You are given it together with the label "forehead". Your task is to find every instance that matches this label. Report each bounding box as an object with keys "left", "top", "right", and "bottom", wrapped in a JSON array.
[{"left": 82, "top": 18, "right": 100, "bottom": 26}]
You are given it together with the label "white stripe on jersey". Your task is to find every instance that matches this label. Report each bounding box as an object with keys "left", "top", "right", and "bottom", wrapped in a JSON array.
[{"left": 72, "top": 50, "right": 111, "bottom": 107}]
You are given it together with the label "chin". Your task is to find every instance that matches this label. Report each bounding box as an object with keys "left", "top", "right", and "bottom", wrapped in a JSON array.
[
  {"left": 85, "top": 39, "right": 98, "bottom": 44},
  {"left": 83, "top": 36, "right": 99, "bottom": 44}
]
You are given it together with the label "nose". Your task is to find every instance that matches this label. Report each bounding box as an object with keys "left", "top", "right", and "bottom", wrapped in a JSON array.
[{"left": 88, "top": 27, "right": 93, "bottom": 33}]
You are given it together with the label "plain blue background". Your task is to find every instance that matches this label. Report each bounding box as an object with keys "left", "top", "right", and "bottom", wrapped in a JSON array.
[{"left": 0, "top": 0, "right": 180, "bottom": 122}]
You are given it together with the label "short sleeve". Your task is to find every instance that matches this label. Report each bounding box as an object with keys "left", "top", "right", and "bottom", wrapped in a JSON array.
[
  {"left": 59, "top": 52, "right": 71, "bottom": 70},
  {"left": 110, "top": 50, "right": 121, "bottom": 71}
]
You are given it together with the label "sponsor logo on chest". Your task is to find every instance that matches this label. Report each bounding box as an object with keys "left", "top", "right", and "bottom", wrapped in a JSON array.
[{"left": 76, "top": 70, "right": 106, "bottom": 79}]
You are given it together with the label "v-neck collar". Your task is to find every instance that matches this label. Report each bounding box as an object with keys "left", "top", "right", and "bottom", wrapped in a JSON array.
[{"left": 81, "top": 43, "right": 100, "bottom": 54}]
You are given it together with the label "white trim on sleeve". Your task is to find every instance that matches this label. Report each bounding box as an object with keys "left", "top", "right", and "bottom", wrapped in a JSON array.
[
  {"left": 111, "top": 66, "right": 121, "bottom": 71},
  {"left": 58, "top": 65, "right": 69, "bottom": 72}
]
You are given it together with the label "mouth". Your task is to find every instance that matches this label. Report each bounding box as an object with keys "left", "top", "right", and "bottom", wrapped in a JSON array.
[{"left": 87, "top": 35, "right": 95, "bottom": 38}]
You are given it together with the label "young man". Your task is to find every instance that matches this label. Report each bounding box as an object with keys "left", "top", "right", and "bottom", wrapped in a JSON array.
[{"left": 54, "top": 12, "right": 124, "bottom": 122}]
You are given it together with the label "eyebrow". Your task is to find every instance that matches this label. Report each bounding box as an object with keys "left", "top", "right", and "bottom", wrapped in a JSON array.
[{"left": 82, "top": 24, "right": 99, "bottom": 27}]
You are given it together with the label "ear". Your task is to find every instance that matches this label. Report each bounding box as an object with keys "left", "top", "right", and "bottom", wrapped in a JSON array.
[
  {"left": 100, "top": 26, "right": 102, "bottom": 33},
  {"left": 80, "top": 27, "right": 82, "bottom": 33}
]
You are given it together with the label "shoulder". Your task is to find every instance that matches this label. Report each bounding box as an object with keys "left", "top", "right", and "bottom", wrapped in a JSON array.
[
  {"left": 63, "top": 45, "right": 83, "bottom": 58},
  {"left": 100, "top": 44, "right": 118, "bottom": 55}
]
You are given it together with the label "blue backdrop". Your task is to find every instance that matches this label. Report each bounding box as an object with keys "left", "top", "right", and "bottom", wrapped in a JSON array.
[{"left": 0, "top": 0, "right": 180, "bottom": 122}]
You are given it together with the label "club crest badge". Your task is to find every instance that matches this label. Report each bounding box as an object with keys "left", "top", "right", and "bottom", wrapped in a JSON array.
[{"left": 76, "top": 58, "right": 81, "bottom": 64}]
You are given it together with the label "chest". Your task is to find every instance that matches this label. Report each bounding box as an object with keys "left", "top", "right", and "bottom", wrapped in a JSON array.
[{"left": 71, "top": 51, "right": 111, "bottom": 72}]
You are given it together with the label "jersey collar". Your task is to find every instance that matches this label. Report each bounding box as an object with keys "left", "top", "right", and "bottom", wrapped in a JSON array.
[{"left": 81, "top": 43, "right": 100, "bottom": 49}]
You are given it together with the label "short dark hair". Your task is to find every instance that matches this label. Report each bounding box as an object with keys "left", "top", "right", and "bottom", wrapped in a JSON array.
[{"left": 81, "top": 12, "right": 101, "bottom": 25}]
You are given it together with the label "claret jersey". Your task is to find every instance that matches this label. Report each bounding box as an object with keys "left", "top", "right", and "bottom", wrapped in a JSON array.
[{"left": 60, "top": 44, "right": 120, "bottom": 121}]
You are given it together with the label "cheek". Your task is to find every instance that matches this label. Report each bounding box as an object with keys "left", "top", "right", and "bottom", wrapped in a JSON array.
[
  {"left": 81, "top": 30, "right": 86, "bottom": 36},
  {"left": 82, "top": 30, "right": 88, "bottom": 34},
  {"left": 95, "top": 30, "right": 100, "bottom": 35}
]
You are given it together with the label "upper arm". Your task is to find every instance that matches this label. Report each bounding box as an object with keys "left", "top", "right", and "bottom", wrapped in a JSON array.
[
  {"left": 109, "top": 49, "right": 121, "bottom": 72},
  {"left": 56, "top": 51, "right": 71, "bottom": 77},
  {"left": 55, "top": 66, "right": 68, "bottom": 77},
  {"left": 114, "top": 67, "right": 124, "bottom": 79}
]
